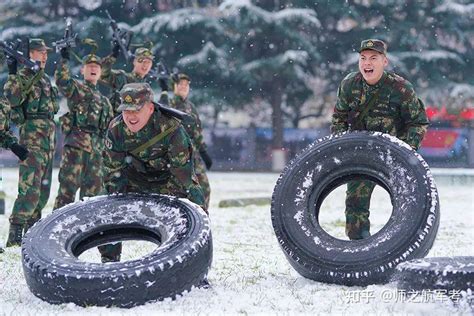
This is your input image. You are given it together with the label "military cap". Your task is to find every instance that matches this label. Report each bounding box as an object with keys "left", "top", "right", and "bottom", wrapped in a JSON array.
[
  {"left": 117, "top": 83, "right": 154, "bottom": 112},
  {"left": 359, "top": 39, "right": 387, "bottom": 55},
  {"left": 29, "top": 38, "right": 52, "bottom": 51},
  {"left": 134, "top": 47, "right": 154, "bottom": 61},
  {"left": 175, "top": 73, "right": 191, "bottom": 83},
  {"left": 82, "top": 54, "right": 102, "bottom": 66}
]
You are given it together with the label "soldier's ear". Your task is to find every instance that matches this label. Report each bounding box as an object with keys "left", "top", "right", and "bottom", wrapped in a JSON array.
[
  {"left": 383, "top": 55, "right": 389, "bottom": 67},
  {"left": 80, "top": 66, "right": 85, "bottom": 75}
]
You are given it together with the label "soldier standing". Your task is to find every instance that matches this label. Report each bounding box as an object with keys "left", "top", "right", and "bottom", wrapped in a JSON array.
[
  {"left": 169, "top": 73, "right": 212, "bottom": 210},
  {"left": 331, "top": 39, "right": 429, "bottom": 240},
  {"left": 100, "top": 82, "right": 204, "bottom": 263},
  {"left": 52, "top": 48, "right": 114, "bottom": 210},
  {"left": 3, "top": 38, "right": 59, "bottom": 246},
  {"left": 101, "top": 45, "right": 155, "bottom": 115}
]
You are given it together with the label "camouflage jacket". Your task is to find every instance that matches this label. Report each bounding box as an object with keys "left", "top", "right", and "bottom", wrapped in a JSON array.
[
  {"left": 55, "top": 58, "right": 114, "bottom": 153},
  {"left": 331, "top": 71, "right": 429, "bottom": 149},
  {"left": 103, "top": 109, "right": 204, "bottom": 206},
  {"left": 4, "top": 68, "right": 58, "bottom": 151},
  {"left": 100, "top": 54, "right": 146, "bottom": 114},
  {"left": 0, "top": 97, "right": 19, "bottom": 149},
  {"left": 170, "top": 95, "right": 207, "bottom": 153}
]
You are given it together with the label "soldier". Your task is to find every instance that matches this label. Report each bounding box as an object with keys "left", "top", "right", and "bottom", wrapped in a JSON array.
[
  {"left": 52, "top": 48, "right": 114, "bottom": 210},
  {"left": 331, "top": 39, "right": 429, "bottom": 240},
  {"left": 100, "top": 82, "right": 204, "bottom": 263},
  {"left": 100, "top": 45, "right": 155, "bottom": 115},
  {"left": 0, "top": 97, "right": 29, "bottom": 159},
  {"left": 169, "top": 73, "right": 212, "bottom": 210},
  {"left": 3, "top": 38, "right": 59, "bottom": 246}
]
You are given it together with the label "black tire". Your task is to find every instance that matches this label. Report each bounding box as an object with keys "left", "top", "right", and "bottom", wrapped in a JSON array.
[
  {"left": 392, "top": 256, "right": 474, "bottom": 292},
  {"left": 22, "top": 194, "right": 212, "bottom": 308},
  {"left": 271, "top": 131, "right": 440, "bottom": 286}
]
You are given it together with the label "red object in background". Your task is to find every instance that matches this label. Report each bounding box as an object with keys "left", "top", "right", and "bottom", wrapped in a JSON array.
[
  {"left": 460, "top": 108, "right": 474, "bottom": 120},
  {"left": 425, "top": 106, "right": 474, "bottom": 122},
  {"left": 421, "top": 130, "right": 459, "bottom": 148}
]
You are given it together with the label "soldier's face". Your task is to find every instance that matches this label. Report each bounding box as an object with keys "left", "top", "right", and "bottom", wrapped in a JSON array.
[
  {"left": 359, "top": 50, "right": 388, "bottom": 85},
  {"left": 174, "top": 79, "right": 190, "bottom": 99},
  {"left": 29, "top": 49, "right": 48, "bottom": 69},
  {"left": 122, "top": 102, "right": 154, "bottom": 133},
  {"left": 82, "top": 63, "right": 102, "bottom": 85},
  {"left": 133, "top": 58, "right": 153, "bottom": 78}
]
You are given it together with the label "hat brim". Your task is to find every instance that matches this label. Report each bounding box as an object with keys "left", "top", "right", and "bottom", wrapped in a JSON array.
[
  {"left": 135, "top": 55, "right": 154, "bottom": 61},
  {"left": 359, "top": 47, "right": 385, "bottom": 54},
  {"left": 117, "top": 103, "right": 144, "bottom": 112},
  {"left": 31, "top": 46, "right": 52, "bottom": 52}
]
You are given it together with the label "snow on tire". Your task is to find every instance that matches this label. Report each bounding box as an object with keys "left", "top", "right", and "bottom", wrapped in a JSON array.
[
  {"left": 22, "top": 194, "right": 212, "bottom": 308},
  {"left": 392, "top": 256, "right": 474, "bottom": 292},
  {"left": 271, "top": 131, "right": 440, "bottom": 286}
]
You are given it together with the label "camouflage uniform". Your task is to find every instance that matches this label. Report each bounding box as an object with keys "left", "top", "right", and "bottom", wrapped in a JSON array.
[
  {"left": 170, "top": 93, "right": 211, "bottom": 210},
  {"left": 0, "top": 97, "right": 19, "bottom": 149},
  {"left": 100, "top": 83, "right": 204, "bottom": 262},
  {"left": 100, "top": 48, "right": 154, "bottom": 115},
  {"left": 53, "top": 55, "right": 113, "bottom": 210},
  {"left": 331, "top": 39, "right": 429, "bottom": 240},
  {"left": 4, "top": 39, "right": 58, "bottom": 244}
]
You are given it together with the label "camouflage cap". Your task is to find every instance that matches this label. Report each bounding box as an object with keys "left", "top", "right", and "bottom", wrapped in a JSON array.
[
  {"left": 29, "top": 38, "right": 52, "bottom": 51},
  {"left": 117, "top": 82, "right": 154, "bottom": 112},
  {"left": 175, "top": 73, "right": 191, "bottom": 83},
  {"left": 359, "top": 39, "right": 387, "bottom": 55},
  {"left": 82, "top": 54, "right": 102, "bottom": 66},
  {"left": 134, "top": 47, "right": 154, "bottom": 61}
]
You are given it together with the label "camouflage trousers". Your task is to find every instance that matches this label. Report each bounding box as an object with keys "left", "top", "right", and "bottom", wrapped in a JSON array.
[
  {"left": 195, "top": 155, "right": 210, "bottom": 211},
  {"left": 53, "top": 146, "right": 104, "bottom": 210},
  {"left": 9, "top": 148, "right": 54, "bottom": 226},
  {"left": 345, "top": 180, "right": 376, "bottom": 240}
]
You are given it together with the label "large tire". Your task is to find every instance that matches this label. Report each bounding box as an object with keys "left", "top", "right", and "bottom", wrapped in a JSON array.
[
  {"left": 392, "top": 256, "right": 474, "bottom": 292},
  {"left": 22, "top": 194, "right": 212, "bottom": 308},
  {"left": 271, "top": 131, "right": 440, "bottom": 286}
]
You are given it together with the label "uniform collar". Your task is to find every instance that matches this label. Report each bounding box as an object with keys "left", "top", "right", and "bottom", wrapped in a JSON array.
[
  {"left": 363, "top": 71, "right": 387, "bottom": 91},
  {"left": 84, "top": 80, "right": 97, "bottom": 90}
]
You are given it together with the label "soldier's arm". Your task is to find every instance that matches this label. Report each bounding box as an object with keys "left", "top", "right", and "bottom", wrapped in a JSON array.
[
  {"left": 396, "top": 82, "right": 430, "bottom": 150},
  {"left": 3, "top": 74, "right": 24, "bottom": 107},
  {"left": 189, "top": 103, "right": 207, "bottom": 151},
  {"left": 0, "top": 102, "right": 18, "bottom": 148},
  {"left": 100, "top": 54, "right": 127, "bottom": 89},
  {"left": 331, "top": 78, "right": 351, "bottom": 134},
  {"left": 103, "top": 127, "right": 128, "bottom": 193},
  {"left": 54, "top": 58, "right": 76, "bottom": 98}
]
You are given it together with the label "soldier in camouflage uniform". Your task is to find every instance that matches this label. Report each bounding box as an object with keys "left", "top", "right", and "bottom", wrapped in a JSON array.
[
  {"left": 331, "top": 39, "right": 429, "bottom": 240},
  {"left": 100, "top": 82, "right": 204, "bottom": 262},
  {"left": 53, "top": 48, "right": 114, "bottom": 210},
  {"left": 3, "top": 38, "right": 59, "bottom": 246},
  {"left": 100, "top": 45, "right": 155, "bottom": 115},
  {"left": 169, "top": 73, "right": 212, "bottom": 210}
]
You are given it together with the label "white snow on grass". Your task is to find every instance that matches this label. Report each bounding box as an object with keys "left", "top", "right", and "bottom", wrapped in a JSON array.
[{"left": 0, "top": 169, "right": 473, "bottom": 314}]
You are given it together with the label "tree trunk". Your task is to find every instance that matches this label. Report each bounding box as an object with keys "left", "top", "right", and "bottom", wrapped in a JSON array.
[{"left": 270, "top": 87, "right": 283, "bottom": 149}]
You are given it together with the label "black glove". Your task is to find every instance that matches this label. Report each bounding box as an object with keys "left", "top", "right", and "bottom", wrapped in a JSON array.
[
  {"left": 111, "top": 40, "right": 121, "bottom": 58},
  {"left": 60, "top": 47, "right": 70, "bottom": 60},
  {"left": 6, "top": 56, "right": 17, "bottom": 75},
  {"left": 159, "top": 78, "right": 168, "bottom": 91},
  {"left": 10, "top": 143, "right": 29, "bottom": 161},
  {"left": 200, "top": 150, "right": 213, "bottom": 170}
]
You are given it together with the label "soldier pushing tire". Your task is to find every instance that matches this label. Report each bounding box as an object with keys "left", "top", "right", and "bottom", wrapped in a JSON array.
[
  {"left": 271, "top": 131, "right": 440, "bottom": 286},
  {"left": 21, "top": 194, "right": 212, "bottom": 308}
]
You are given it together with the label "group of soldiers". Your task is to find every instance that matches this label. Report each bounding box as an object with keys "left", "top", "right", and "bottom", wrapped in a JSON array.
[{"left": 0, "top": 38, "right": 212, "bottom": 260}]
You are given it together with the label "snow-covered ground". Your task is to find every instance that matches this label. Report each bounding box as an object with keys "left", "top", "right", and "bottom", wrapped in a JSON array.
[{"left": 0, "top": 169, "right": 473, "bottom": 315}]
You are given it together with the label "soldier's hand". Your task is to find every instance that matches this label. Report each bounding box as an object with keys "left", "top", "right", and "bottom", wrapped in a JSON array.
[
  {"left": 6, "top": 56, "right": 17, "bottom": 75},
  {"left": 10, "top": 143, "right": 29, "bottom": 161},
  {"left": 60, "top": 47, "right": 70, "bottom": 60},
  {"left": 200, "top": 149, "right": 213, "bottom": 170},
  {"left": 159, "top": 78, "right": 168, "bottom": 91},
  {"left": 112, "top": 40, "right": 121, "bottom": 58}
]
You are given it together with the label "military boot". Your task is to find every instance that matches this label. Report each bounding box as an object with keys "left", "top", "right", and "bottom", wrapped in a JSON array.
[
  {"left": 0, "top": 247, "right": 4, "bottom": 254},
  {"left": 6, "top": 224, "right": 23, "bottom": 247}
]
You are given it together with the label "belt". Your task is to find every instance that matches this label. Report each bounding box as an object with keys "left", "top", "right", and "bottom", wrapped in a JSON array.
[{"left": 25, "top": 112, "right": 54, "bottom": 120}]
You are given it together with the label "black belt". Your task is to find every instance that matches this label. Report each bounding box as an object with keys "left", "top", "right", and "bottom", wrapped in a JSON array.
[
  {"left": 72, "top": 126, "right": 106, "bottom": 137},
  {"left": 25, "top": 112, "right": 54, "bottom": 120}
]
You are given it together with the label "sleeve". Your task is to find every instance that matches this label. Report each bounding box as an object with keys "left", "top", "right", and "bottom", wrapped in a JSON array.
[
  {"left": 396, "top": 82, "right": 430, "bottom": 149},
  {"left": 103, "top": 127, "right": 128, "bottom": 193},
  {"left": 54, "top": 58, "right": 76, "bottom": 99},
  {"left": 3, "top": 74, "right": 24, "bottom": 107},
  {"left": 189, "top": 103, "right": 207, "bottom": 152},
  {"left": 331, "top": 76, "right": 352, "bottom": 134},
  {"left": 167, "top": 125, "right": 205, "bottom": 205},
  {"left": 100, "top": 54, "right": 125, "bottom": 89}
]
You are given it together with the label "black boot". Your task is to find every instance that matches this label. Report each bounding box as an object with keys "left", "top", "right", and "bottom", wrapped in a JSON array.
[
  {"left": 6, "top": 224, "right": 23, "bottom": 247},
  {"left": 0, "top": 247, "right": 4, "bottom": 253}
]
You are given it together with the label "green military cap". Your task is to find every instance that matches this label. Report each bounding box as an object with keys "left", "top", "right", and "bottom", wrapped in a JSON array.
[
  {"left": 82, "top": 54, "right": 102, "bottom": 66},
  {"left": 29, "top": 38, "right": 52, "bottom": 51},
  {"left": 359, "top": 39, "right": 387, "bottom": 55},
  {"left": 134, "top": 47, "right": 154, "bottom": 61},
  {"left": 176, "top": 73, "right": 191, "bottom": 82},
  {"left": 117, "top": 82, "right": 154, "bottom": 112}
]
